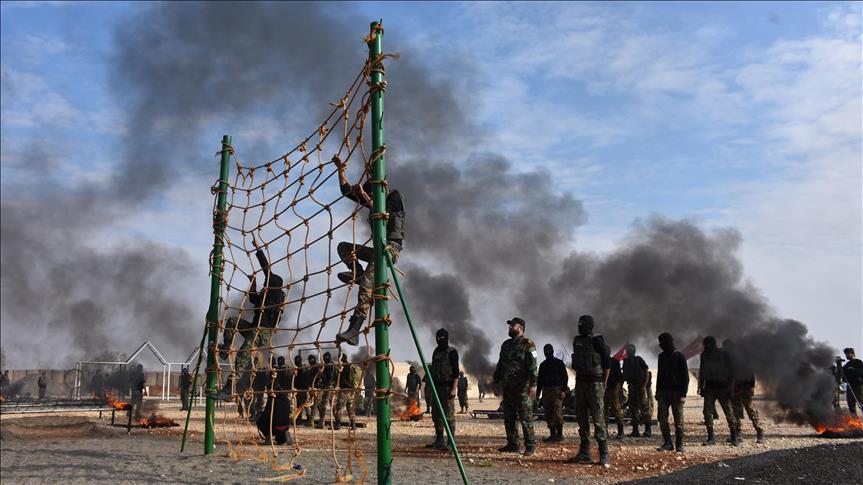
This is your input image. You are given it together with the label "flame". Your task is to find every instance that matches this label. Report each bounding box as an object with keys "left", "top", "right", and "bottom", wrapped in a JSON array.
[
  {"left": 814, "top": 414, "right": 863, "bottom": 434},
  {"left": 105, "top": 392, "right": 131, "bottom": 411},
  {"left": 399, "top": 398, "right": 424, "bottom": 421},
  {"left": 139, "top": 413, "right": 178, "bottom": 428}
]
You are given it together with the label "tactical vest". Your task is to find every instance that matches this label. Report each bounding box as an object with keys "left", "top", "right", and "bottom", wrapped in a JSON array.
[
  {"left": 498, "top": 337, "right": 535, "bottom": 386},
  {"left": 431, "top": 346, "right": 456, "bottom": 384},
  {"left": 623, "top": 357, "right": 646, "bottom": 384},
  {"left": 572, "top": 335, "right": 603, "bottom": 377},
  {"left": 362, "top": 187, "right": 405, "bottom": 243},
  {"left": 700, "top": 350, "right": 730, "bottom": 383}
]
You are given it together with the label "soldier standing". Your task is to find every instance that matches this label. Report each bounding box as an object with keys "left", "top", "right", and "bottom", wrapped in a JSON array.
[
  {"left": 130, "top": 364, "right": 146, "bottom": 420},
  {"left": 37, "top": 372, "right": 48, "bottom": 399},
  {"left": 655, "top": 333, "right": 689, "bottom": 453},
  {"left": 605, "top": 348, "right": 626, "bottom": 440},
  {"left": 723, "top": 339, "right": 764, "bottom": 443},
  {"left": 426, "top": 328, "right": 459, "bottom": 450},
  {"left": 537, "top": 344, "right": 568, "bottom": 443},
  {"left": 334, "top": 354, "right": 360, "bottom": 430},
  {"left": 622, "top": 344, "right": 652, "bottom": 437},
  {"left": 406, "top": 366, "right": 421, "bottom": 403},
  {"left": 457, "top": 372, "right": 469, "bottom": 414},
  {"left": 313, "top": 352, "right": 337, "bottom": 429},
  {"left": 698, "top": 336, "right": 739, "bottom": 446},
  {"left": 179, "top": 367, "right": 192, "bottom": 411},
  {"left": 478, "top": 379, "right": 486, "bottom": 402},
  {"left": 493, "top": 317, "right": 538, "bottom": 457},
  {"left": 1, "top": 370, "right": 9, "bottom": 397},
  {"left": 292, "top": 356, "right": 309, "bottom": 425},
  {"left": 842, "top": 347, "right": 863, "bottom": 417},
  {"left": 567, "top": 315, "right": 611, "bottom": 466},
  {"left": 364, "top": 361, "right": 376, "bottom": 417}
]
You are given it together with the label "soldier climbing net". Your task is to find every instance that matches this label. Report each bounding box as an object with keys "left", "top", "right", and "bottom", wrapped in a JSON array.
[{"left": 199, "top": 27, "right": 398, "bottom": 482}]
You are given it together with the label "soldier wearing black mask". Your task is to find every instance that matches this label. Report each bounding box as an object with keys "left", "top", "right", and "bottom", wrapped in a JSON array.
[
  {"left": 655, "top": 333, "right": 689, "bottom": 453},
  {"left": 426, "top": 328, "right": 459, "bottom": 449}
]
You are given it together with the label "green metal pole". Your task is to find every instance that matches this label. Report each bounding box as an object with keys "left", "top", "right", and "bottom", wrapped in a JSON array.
[
  {"left": 205, "top": 135, "right": 232, "bottom": 455},
  {"left": 386, "top": 253, "right": 470, "bottom": 485},
  {"left": 368, "top": 21, "right": 392, "bottom": 484}
]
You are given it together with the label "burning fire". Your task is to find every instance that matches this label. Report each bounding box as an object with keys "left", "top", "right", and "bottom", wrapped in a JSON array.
[
  {"left": 139, "top": 413, "right": 178, "bottom": 428},
  {"left": 104, "top": 393, "right": 131, "bottom": 411},
  {"left": 814, "top": 414, "right": 863, "bottom": 435},
  {"left": 399, "top": 398, "right": 424, "bottom": 422}
]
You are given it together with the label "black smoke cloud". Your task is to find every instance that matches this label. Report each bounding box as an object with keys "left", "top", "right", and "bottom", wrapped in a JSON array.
[{"left": 517, "top": 216, "right": 837, "bottom": 424}]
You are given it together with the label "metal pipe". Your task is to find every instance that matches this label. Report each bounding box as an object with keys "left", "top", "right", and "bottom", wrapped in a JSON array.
[
  {"left": 367, "top": 21, "right": 393, "bottom": 484},
  {"left": 204, "top": 135, "right": 232, "bottom": 454}
]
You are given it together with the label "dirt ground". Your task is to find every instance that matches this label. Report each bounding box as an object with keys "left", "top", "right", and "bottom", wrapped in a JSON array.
[{"left": 1, "top": 396, "right": 861, "bottom": 484}]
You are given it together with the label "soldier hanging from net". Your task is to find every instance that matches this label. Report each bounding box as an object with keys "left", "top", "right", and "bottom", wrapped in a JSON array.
[
  {"left": 212, "top": 235, "right": 285, "bottom": 401},
  {"left": 332, "top": 154, "right": 405, "bottom": 346}
]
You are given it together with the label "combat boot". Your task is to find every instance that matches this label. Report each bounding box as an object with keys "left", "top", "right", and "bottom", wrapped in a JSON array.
[
  {"left": 598, "top": 440, "right": 610, "bottom": 466},
  {"left": 498, "top": 441, "right": 520, "bottom": 453},
  {"left": 656, "top": 433, "right": 674, "bottom": 451},
  {"left": 543, "top": 426, "right": 557, "bottom": 443},
  {"left": 210, "top": 372, "right": 250, "bottom": 402},
  {"left": 643, "top": 423, "right": 652, "bottom": 437},
  {"left": 675, "top": 433, "right": 685, "bottom": 453},
  {"left": 629, "top": 422, "right": 641, "bottom": 437},
  {"left": 567, "top": 439, "right": 591, "bottom": 463},
  {"left": 615, "top": 421, "right": 625, "bottom": 440},
  {"left": 702, "top": 429, "right": 716, "bottom": 446},
  {"left": 425, "top": 431, "right": 445, "bottom": 449},
  {"left": 523, "top": 444, "right": 535, "bottom": 457},
  {"left": 730, "top": 429, "right": 741, "bottom": 447},
  {"left": 335, "top": 315, "right": 364, "bottom": 346},
  {"left": 337, "top": 269, "right": 364, "bottom": 285},
  {"left": 755, "top": 429, "right": 764, "bottom": 444},
  {"left": 555, "top": 424, "right": 565, "bottom": 442}
]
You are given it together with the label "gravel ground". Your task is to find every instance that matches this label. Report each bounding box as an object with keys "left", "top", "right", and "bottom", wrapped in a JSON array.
[{"left": 2, "top": 396, "right": 861, "bottom": 484}]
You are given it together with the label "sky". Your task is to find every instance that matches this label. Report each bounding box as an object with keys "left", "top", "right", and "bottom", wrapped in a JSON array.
[{"left": 1, "top": 1, "right": 860, "bottom": 368}]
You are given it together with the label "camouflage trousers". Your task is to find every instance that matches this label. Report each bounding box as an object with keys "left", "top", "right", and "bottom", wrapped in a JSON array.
[
  {"left": 627, "top": 383, "right": 651, "bottom": 425},
  {"left": 294, "top": 389, "right": 310, "bottom": 423},
  {"left": 575, "top": 381, "right": 607, "bottom": 442},
  {"left": 431, "top": 385, "right": 455, "bottom": 436},
  {"left": 224, "top": 317, "right": 273, "bottom": 378},
  {"left": 339, "top": 242, "right": 400, "bottom": 320},
  {"left": 335, "top": 389, "right": 356, "bottom": 426},
  {"left": 314, "top": 389, "right": 333, "bottom": 426},
  {"left": 703, "top": 388, "right": 737, "bottom": 433},
  {"left": 656, "top": 389, "right": 685, "bottom": 437},
  {"left": 605, "top": 382, "right": 624, "bottom": 423},
  {"left": 731, "top": 384, "right": 762, "bottom": 433},
  {"left": 541, "top": 386, "right": 565, "bottom": 427},
  {"left": 502, "top": 387, "right": 535, "bottom": 447}
]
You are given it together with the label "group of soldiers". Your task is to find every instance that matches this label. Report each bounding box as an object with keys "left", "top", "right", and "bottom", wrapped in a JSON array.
[{"left": 424, "top": 315, "right": 772, "bottom": 466}]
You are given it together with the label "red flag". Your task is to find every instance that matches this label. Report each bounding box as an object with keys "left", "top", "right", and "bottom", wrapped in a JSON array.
[
  {"left": 612, "top": 343, "right": 629, "bottom": 362},
  {"left": 680, "top": 335, "right": 704, "bottom": 360}
]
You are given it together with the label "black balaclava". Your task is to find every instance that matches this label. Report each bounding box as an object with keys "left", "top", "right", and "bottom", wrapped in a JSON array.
[
  {"left": 294, "top": 355, "right": 303, "bottom": 367},
  {"left": 544, "top": 344, "right": 554, "bottom": 360},
  {"left": 308, "top": 355, "right": 317, "bottom": 366},
  {"left": 277, "top": 356, "right": 285, "bottom": 367},
  {"left": 658, "top": 333, "right": 675, "bottom": 353},
  {"left": 436, "top": 328, "right": 449, "bottom": 348},
  {"left": 323, "top": 352, "right": 332, "bottom": 364},
  {"left": 340, "top": 354, "right": 348, "bottom": 364},
  {"left": 577, "top": 315, "right": 595, "bottom": 336},
  {"left": 703, "top": 336, "right": 717, "bottom": 352},
  {"left": 409, "top": 366, "right": 416, "bottom": 374},
  {"left": 626, "top": 343, "right": 636, "bottom": 357}
]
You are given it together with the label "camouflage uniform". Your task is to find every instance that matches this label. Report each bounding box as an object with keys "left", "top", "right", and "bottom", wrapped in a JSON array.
[
  {"left": 623, "top": 355, "right": 651, "bottom": 427},
  {"left": 572, "top": 335, "right": 608, "bottom": 443},
  {"left": 430, "top": 345, "right": 458, "bottom": 441},
  {"left": 335, "top": 360, "right": 362, "bottom": 429},
  {"left": 699, "top": 345, "right": 738, "bottom": 444},
  {"left": 725, "top": 344, "right": 763, "bottom": 439},
  {"left": 314, "top": 358, "right": 337, "bottom": 428},
  {"left": 493, "top": 335, "right": 538, "bottom": 449}
]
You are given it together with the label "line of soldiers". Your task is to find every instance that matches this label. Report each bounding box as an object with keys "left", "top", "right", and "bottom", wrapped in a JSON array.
[{"left": 426, "top": 315, "right": 770, "bottom": 466}]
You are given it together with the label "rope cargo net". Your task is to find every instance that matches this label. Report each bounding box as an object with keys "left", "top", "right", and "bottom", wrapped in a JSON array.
[{"left": 207, "top": 41, "right": 397, "bottom": 482}]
